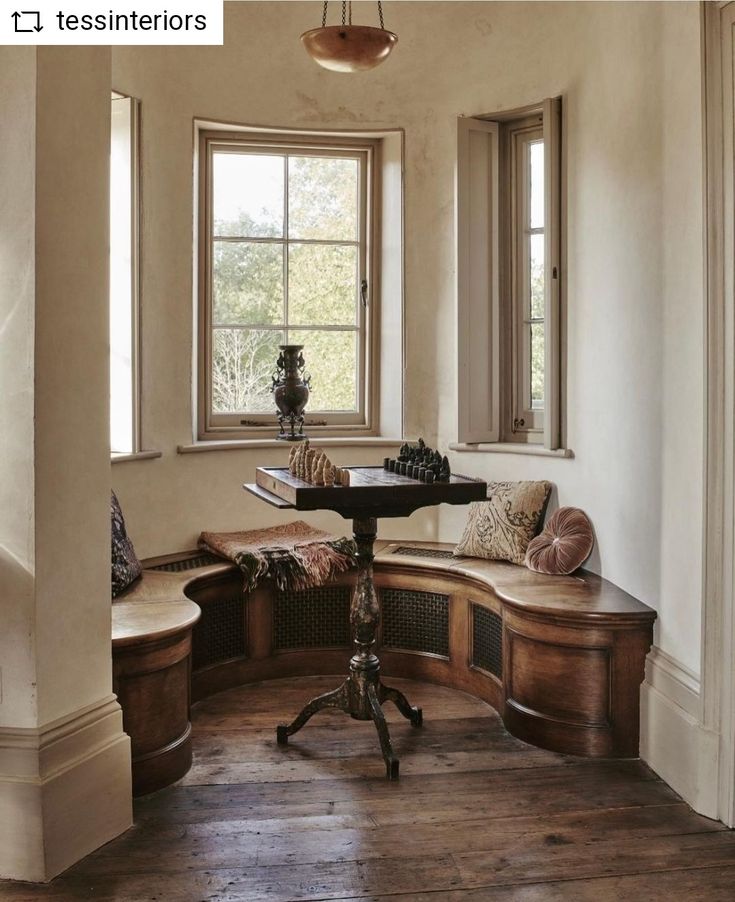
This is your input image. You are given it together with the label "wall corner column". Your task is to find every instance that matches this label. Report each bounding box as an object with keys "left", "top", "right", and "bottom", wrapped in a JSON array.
[{"left": 0, "top": 45, "right": 133, "bottom": 883}]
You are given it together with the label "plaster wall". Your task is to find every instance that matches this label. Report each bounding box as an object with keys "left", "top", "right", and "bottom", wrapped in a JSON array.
[
  {"left": 439, "top": 0, "right": 704, "bottom": 676},
  {"left": 658, "top": 4, "right": 705, "bottom": 672},
  {"left": 0, "top": 47, "right": 37, "bottom": 729},
  {"left": 112, "top": 1, "right": 704, "bottom": 674},
  {"left": 33, "top": 48, "right": 117, "bottom": 725},
  {"left": 0, "top": 46, "right": 117, "bottom": 728}
]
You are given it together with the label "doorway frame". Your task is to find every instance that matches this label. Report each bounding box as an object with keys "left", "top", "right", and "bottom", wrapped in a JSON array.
[{"left": 702, "top": 0, "right": 735, "bottom": 828}]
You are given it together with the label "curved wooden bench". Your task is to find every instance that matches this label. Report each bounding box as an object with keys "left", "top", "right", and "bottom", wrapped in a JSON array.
[
  {"left": 137, "top": 541, "right": 656, "bottom": 764},
  {"left": 113, "top": 540, "right": 656, "bottom": 793},
  {"left": 373, "top": 545, "right": 655, "bottom": 757},
  {"left": 112, "top": 574, "right": 201, "bottom": 796}
]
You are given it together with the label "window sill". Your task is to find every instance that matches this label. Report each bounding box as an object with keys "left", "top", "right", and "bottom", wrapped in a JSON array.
[
  {"left": 449, "top": 442, "right": 574, "bottom": 459},
  {"left": 111, "top": 450, "right": 163, "bottom": 464},
  {"left": 177, "top": 437, "right": 404, "bottom": 454}
]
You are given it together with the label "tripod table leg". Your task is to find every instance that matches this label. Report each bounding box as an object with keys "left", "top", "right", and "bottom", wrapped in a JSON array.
[
  {"left": 367, "top": 682, "right": 399, "bottom": 780},
  {"left": 380, "top": 683, "right": 423, "bottom": 727},
  {"left": 276, "top": 682, "right": 348, "bottom": 745}
]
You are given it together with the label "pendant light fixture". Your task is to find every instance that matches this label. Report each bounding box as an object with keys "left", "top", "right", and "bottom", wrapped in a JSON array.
[{"left": 301, "top": 2, "right": 397, "bottom": 73}]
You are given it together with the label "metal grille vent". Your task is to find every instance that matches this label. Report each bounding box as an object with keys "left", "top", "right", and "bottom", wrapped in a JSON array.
[
  {"left": 149, "top": 552, "right": 222, "bottom": 572},
  {"left": 274, "top": 585, "right": 351, "bottom": 651},
  {"left": 472, "top": 604, "right": 502, "bottom": 678},
  {"left": 392, "top": 546, "right": 456, "bottom": 560},
  {"left": 192, "top": 594, "right": 246, "bottom": 670},
  {"left": 381, "top": 588, "right": 450, "bottom": 657}
]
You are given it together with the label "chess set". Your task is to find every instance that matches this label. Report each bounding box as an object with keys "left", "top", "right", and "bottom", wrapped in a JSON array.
[
  {"left": 284, "top": 437, "right": 451, "bottom": 488},
  {"left": 383, "top": 438, "right": 450, "bottom": 483},
  {"left": 247, "top": 438, "right": 485, "bottom": 516}
]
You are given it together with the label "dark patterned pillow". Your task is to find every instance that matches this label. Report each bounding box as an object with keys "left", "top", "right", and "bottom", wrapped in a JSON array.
[
  {"left": 111, "top": 490, "right": 141, "bottom": 598},
  {"left": 454, "top": 480, "right": 552, "bottom": 565}
]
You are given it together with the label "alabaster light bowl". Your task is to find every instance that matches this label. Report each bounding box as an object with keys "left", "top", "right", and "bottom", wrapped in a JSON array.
[{"left": 301, "top": 25, "right": 398, "bottom": 72}]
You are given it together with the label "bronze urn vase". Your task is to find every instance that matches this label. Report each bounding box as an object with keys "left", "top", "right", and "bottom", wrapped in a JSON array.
[{"left": 272, "top": 344, "right": 311, "bottom": 441}]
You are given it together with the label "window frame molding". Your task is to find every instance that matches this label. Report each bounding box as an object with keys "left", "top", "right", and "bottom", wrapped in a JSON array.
[
  {"left": 196, "top": 127, "right": 382, "bottom": 442},
  {"left": 456, "top": 97, "right": 565, "bottom": 452}
]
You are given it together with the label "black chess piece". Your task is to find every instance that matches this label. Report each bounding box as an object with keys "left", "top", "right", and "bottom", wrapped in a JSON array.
[{"left": 439, "top": 456, "right": 451, "bottom": 482}]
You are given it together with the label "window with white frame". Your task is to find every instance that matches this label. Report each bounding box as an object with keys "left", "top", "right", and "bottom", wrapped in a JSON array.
[
  {"left": 457, "top": 98, "right": 563, "bottom": 448},
  {"left": 110, "top": 92, "right": 140, "bottom": 455},
  {"left": 197, "top": 131, "right": 378, "bottom": 439}
]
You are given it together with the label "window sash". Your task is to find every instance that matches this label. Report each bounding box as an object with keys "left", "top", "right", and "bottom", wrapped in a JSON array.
[
  {"left": 199, "top": 134, "right": 374, "bottom": 435},
  {"left": 510, "top": 124, "right": 544, "bottom": 437}
]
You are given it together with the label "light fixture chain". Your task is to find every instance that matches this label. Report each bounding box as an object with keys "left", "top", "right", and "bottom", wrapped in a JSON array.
[{"left": 323, "top": 1, "right": 384, "bottom": 30}]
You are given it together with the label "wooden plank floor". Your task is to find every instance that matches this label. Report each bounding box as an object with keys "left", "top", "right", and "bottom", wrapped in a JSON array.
[{"left": 2, "top": 676, "right": 735, "bottom": 901}]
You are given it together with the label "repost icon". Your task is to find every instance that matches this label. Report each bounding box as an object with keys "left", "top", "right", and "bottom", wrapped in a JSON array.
[{"left": 11, "top": 10, "right": 43, "bottom": 33}]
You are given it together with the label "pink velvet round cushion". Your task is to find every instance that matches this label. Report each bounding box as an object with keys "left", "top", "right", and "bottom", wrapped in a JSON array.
[{"left": 525, "top": 507, "right": 594, "bottom": 575}]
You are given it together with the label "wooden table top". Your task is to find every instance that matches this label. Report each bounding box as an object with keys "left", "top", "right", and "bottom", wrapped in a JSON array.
[{"left": 246, "top": 466, "right": 487, "bottom": 519}]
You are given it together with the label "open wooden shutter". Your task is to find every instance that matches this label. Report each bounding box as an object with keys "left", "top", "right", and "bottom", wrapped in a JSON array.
[{"left": 456, "top": 117, "right": 500, "bottom": 444}]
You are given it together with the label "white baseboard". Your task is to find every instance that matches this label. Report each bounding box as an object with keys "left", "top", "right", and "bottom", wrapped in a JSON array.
[
  {"left": 640, "top": 646, "right": 720, "bottom": 820},
  {"left": 0, "top": 694, "right": 133, "bottom": 882}
]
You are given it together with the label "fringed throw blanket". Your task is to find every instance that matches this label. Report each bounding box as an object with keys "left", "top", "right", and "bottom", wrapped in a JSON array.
[{"left": 198, "top": 521, "right": 358, "bottom": 592}]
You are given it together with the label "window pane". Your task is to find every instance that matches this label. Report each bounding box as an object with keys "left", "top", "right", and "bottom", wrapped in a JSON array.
[
  {"left": 288, "top": 156, "right": 358, "bottom": 241},
  {"left": 530, "top": 141, "right": 544, "bottom": 230},
  {"left": 289, "top": 244, "right": 357, "bottom": 326},
  {"left": 530, "top": 233, "right": 545, "bottom": 319},
  {"left": 110, "top": 96, "right": 135, "bottom": 454},
  {"left": 213, "top": 241, "right": 284, "bottom": 325},
  {"left": 212, "top": 328, "right": 283, "bottom": 413},
  {"left": 530, "top": 322, "right": 545, "bottom": 410},
  {"left": 213, "top": 153, "right": 284, "bottom": 238},
  {"left": 289, "top": 329, "right": 357, "bottom": 412}
]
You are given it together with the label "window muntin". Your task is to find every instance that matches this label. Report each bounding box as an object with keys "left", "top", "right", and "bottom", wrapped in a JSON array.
[
  {"left": 110, "top": 93, "right": 140, "bottom": 454},
  {"left": 200, "top": 135, "right": 374, "bottom": 436}
]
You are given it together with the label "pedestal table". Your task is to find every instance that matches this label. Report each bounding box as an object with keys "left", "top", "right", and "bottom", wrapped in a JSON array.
[{"left": 244, "top": 465, "right": 487, "bottom": 778}]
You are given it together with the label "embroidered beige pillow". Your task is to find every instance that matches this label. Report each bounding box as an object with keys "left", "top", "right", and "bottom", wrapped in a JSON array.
[{"left": 454, "top": 481, "right": 552, "bottom": 565}]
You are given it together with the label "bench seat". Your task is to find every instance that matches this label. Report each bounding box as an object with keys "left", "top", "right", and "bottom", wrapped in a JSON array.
[{"left": 113, "top": 540, "right": 655, "bottom": 794}]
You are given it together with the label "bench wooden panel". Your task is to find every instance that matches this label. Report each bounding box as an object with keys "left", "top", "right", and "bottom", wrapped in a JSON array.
[{"left": 112, "top": 580, "right": 200, "bottom": 796}]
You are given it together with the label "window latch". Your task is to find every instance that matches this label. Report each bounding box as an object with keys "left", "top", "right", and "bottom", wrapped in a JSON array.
[{"left": 361, "top": 279, "right": 368, "bottom": 308}]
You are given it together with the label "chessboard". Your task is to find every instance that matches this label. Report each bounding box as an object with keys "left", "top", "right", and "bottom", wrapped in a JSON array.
[{"left": 247, "top": 466, "right": 487, "bottom": 518}]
